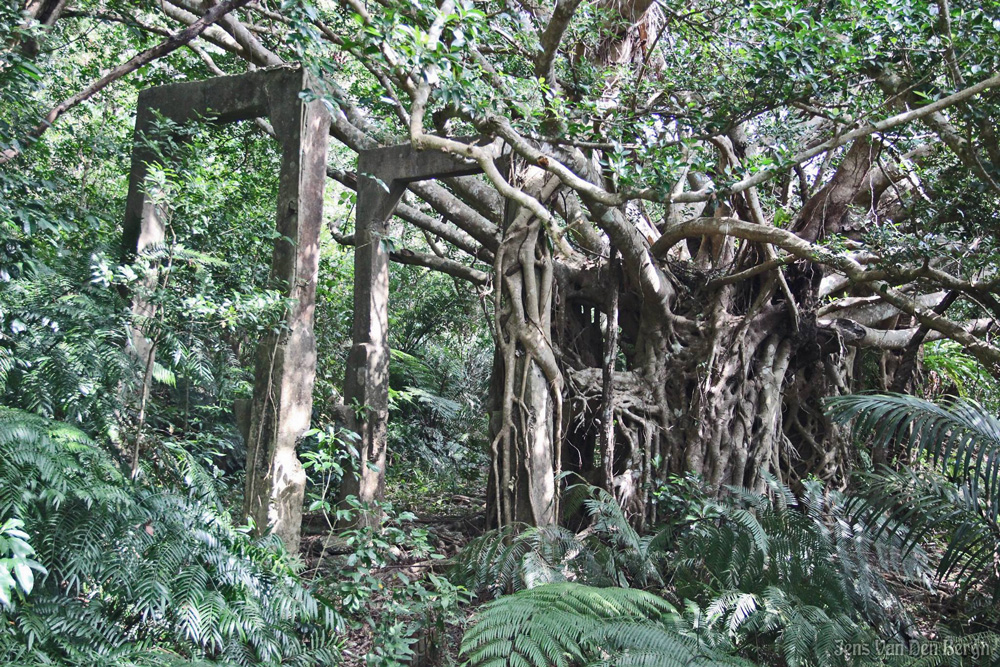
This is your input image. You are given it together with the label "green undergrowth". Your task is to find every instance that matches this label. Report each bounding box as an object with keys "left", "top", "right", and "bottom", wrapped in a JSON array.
[{"left": 0, "top": 408, "right": 343, "bottom": 666}]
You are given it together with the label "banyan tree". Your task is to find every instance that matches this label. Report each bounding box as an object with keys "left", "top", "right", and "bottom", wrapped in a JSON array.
[{"left": 15, "top": 0, "right": 1000, "bottom": 544}]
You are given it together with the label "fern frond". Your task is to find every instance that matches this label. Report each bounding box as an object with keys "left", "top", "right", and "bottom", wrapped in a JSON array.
[
  {"left": 0, "top": 408, "right": 344, "bottom": 665},
  {"left": 827, "top": 393, "right": 1000, "bottom": 518},
  {"left": 461, "top": 583, "right": 750, "bottom": 667},
  {"left": 829, "top": 393, "right": 1000, "bottom": 602}
]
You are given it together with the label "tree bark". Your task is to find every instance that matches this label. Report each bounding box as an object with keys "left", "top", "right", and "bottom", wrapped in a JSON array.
[{"left": 486, "top": 198, "right": 560, "bottom": 527}]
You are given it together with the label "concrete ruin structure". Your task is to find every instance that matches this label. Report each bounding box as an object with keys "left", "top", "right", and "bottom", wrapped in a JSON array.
[
  {"left": 339, "top": 143, "right": 482, "bottom": 513},
  {"left": 123, "top": 66, "right": 330, "bottom": 553},
  {"left": 124, "top": 66, "right": 486, "bottom": 545}
]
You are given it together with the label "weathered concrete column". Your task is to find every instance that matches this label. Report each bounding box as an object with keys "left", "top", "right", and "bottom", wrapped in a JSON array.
[
  {"left": 121, "top": 103, "right": 169, "bottom": 476},
  {"left": 122, "top": 102, "right": 163, "bottom": 264},
  {"left": 242, "top": 75, "right": 330, "bottom": 553},
  {"left": 341, "top": 143, "right": 482, "bottom": 512},
  {"left": 122, "top": 67, "right": 330, "bottom": 553},
  {"left": 339, "top": 170, "right": 405, "bottom": 507}
]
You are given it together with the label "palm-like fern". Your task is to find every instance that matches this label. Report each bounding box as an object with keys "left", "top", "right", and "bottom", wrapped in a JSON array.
[
  {"left": 828, "top": 393, "right": 1000, "bottom": 604},
  {"left": 854, "top": 467, "right": 1000, "bottom": 601},
  {"left": 460, "top": 583, "right": 754, "bottom": 667},
  {"left": 454, "top": 486, "right": 668, "bottom": 597},
  {"left": 0, "top": 408, "right": 343, "bottom": 666},
  {"left": 826, "top": 393, "right": 1000, "bottom": 518},
  {"left": 671, "top": 474, "right": 920, "bottom": 667}
]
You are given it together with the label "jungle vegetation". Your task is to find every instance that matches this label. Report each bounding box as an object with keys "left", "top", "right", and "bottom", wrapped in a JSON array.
[{"left": 3, "top": 0, "right": 1000, "bottom": 665}]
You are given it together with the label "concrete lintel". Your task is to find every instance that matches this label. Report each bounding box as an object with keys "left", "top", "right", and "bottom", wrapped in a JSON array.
[
  {"left": 357, "top": 138, "right": 488, "bottom": 185},
  {"left": 136, "top": 65, "right": 303, "bottom": 126},
  {"left": 123, "top": 66, "right": 311, "bottom": 260}
]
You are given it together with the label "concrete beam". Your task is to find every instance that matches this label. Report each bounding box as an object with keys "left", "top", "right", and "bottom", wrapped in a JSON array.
[
  {"left": 358, "top": 140, "right": 483, "bottom": 184},
  {"left": 123, "top": 67, "right": 307, "bottom": 259}
]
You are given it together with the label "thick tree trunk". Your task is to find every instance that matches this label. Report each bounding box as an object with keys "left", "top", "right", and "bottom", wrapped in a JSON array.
[
  {"left": 486, "top": 211, "right": 559, "bottom": 528},
  {"left": 487, "top": 232, "right": 867, "bottom": 529},
  {"left": 659, "top": 312, "right": 792, "bottom": 493}
]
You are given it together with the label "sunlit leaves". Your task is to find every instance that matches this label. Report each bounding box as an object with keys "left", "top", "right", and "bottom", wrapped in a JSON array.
[{"left": 0, "top": 518, "right": 46, "bottom": 608}]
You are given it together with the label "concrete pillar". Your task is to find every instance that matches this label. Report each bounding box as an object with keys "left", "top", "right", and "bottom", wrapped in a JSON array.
[
  {"left": 339, "top": 171, "right": 405, "bottom": 509},
  {"left": 242, "top": 76, "right": 330, "bottom": 554}
]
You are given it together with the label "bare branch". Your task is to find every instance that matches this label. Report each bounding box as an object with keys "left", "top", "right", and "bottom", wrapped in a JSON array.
[
  {"left": 937, "top": 0, "right": 964, "bottom": 87},
  {"left": 535, "top": 0, "right": 584, "bottom": 82},
  {"left": 707, "top": 255, "right": 796, "bottom": 289},
  {"left": 63, "top": 10, "right": 173, "bottom": 38},
  {"left": 388, "top": 248, "right": 490, "bottom": 285},
  {"left": 158, "top": 0, "right": 248, "bottom": 56},
  {"left": 826, "top": 316, "right": 993, "bottom": 350},
  {"left": 329, "top": 227, "right": 489, "bottom": 285},
  {"left": 651, "top": 216, "right": 1000, "bottom": 368}
]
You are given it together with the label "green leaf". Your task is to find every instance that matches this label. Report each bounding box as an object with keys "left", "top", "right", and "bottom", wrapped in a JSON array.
[{"left": 12, "top": 560, "right": 33, "bottom": 595}]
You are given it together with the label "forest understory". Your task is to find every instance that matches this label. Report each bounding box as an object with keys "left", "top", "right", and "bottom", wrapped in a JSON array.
[{"left": 5, "top": 0, "right": 1000, "bottom": 666}]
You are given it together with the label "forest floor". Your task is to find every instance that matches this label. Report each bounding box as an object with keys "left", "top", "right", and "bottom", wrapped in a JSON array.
[
  {"left": 300, "top": 474, "right": 487, "bottom": 666},
  {"left": 294, "top": 474, "right": 965, "bottom": 666}
]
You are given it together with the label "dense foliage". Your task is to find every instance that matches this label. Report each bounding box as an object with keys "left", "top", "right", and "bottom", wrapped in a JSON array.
[
  {"left": 0, "top": 408, "right": 343, "bottom": 666},
  {"left": 5, "top": 0, "right": 1000, "bottom": 664}
]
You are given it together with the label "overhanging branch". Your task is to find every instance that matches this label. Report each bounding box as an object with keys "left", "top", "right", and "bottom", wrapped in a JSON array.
[
  {"left": 652, "top": 216, "right": 1000, "bottom": 370},
  {"left": 327, "top": 225, "right": 490, "bottom": 286},
  {"left": 535, "top": 0, "right": 584, "bottom": 81},
  {"left": 0, "top": 0, "right": 253, "bottom": 166}
]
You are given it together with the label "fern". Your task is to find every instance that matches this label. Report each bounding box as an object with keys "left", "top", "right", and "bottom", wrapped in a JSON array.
[
  {"left": 454, "top": 523, "right": 587, "bottom": 596},
  {"left": 850, "top": 630, "right": 1000, "bottom": 666},
  {"left": 0, "top": 270, "right": 135, "bottom": 435},
  {"left": 454, "top": 486, "right": 670, "bottom": 598},
  {"left": 851, "top": 467, "right": 1000, "bottom": 602},
  {"left": 581, "top": 486, "right": 669, "bottom": 589},
  {"left": 456, "top": 476, "right": 930, "bottom": 666},
  {"left": 827, "top": 393, "right": 1000, "bottom": 519},
  {"left": 460, "top": 583, "right": 754, "bottom": 667},
  {"left": 0, "top": 408, "right": 344, "bottom": 665},
  {"left": 670, "top": 475, "right": 924, "bottom": 666},
  {"left": 829, "top": 393, "right": 1000, "bottom": 605}
]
